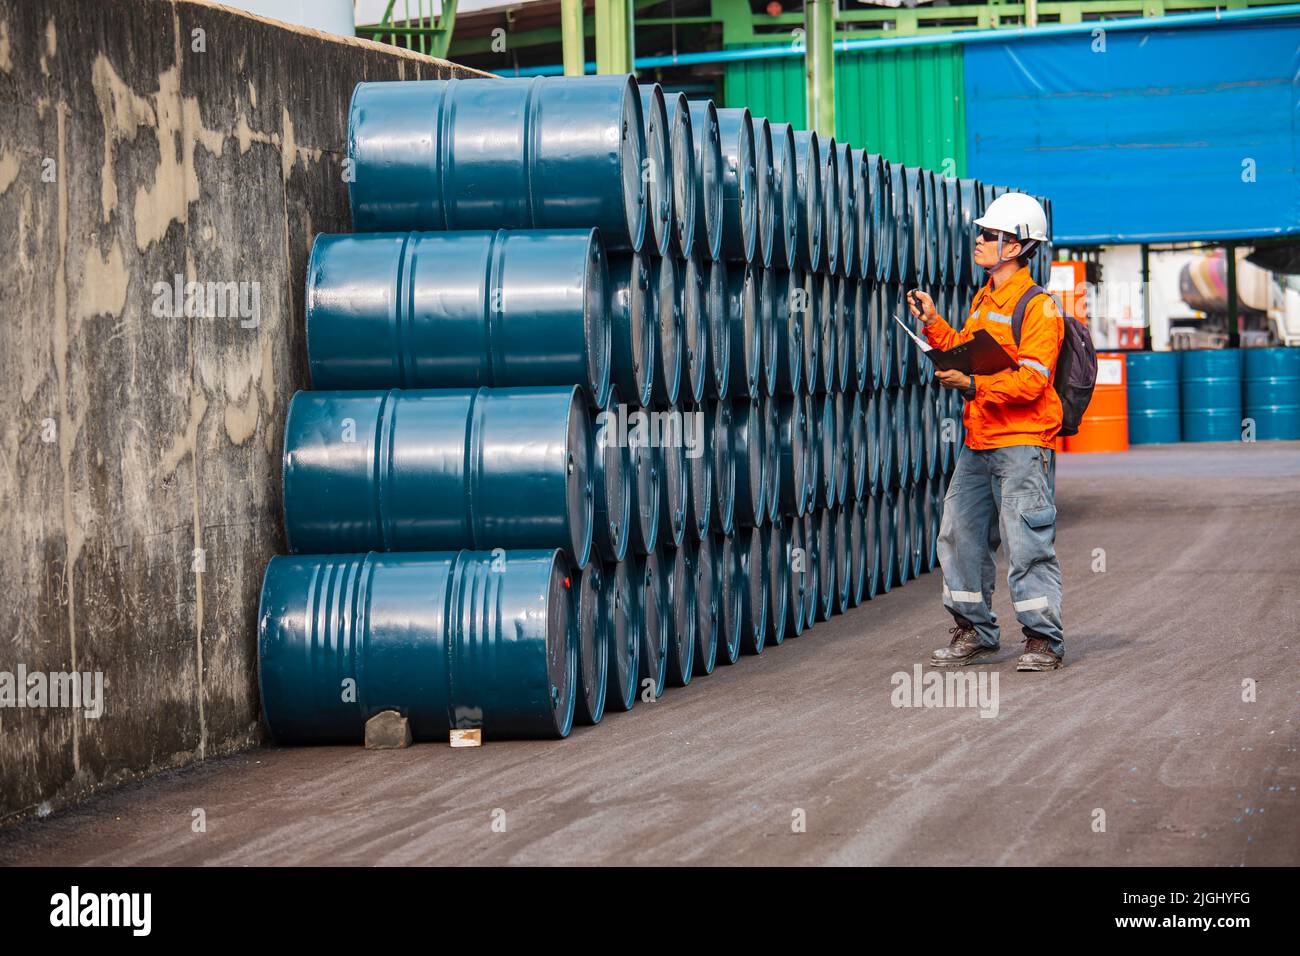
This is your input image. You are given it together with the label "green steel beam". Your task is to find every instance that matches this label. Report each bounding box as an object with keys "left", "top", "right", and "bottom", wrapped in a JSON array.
[
  {"left": 561, "top": 0, "right": 586, "bottom": 75},
  {"left": 596, "top": 0, "right": 635, "bottom": 73},
  {"left": 805, "top": 0, "right": 835, "bottom": 139}
]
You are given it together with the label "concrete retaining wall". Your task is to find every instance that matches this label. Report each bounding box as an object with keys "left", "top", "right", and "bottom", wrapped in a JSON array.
[{"left": 0, "top": 0, "right": 484, "bottom": 820}]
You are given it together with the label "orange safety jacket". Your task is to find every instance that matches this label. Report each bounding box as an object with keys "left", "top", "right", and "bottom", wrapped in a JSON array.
[{"left": 924, "top": 265, "right": 1065, "bottom": 450}]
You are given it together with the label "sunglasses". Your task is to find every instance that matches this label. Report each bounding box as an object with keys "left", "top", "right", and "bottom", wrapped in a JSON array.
[{"left": 977, "top": 228, "right": 1016, "bottom": 243}]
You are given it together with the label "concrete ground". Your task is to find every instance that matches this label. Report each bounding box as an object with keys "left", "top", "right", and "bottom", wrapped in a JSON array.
[{"left": 3, "top": 442, "right": 1297, "bottom": 866}]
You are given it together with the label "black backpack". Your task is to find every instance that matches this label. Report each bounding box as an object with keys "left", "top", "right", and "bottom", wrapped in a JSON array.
[{"left": 1011, "top": 284, "right": 1097, "bottom": 438}]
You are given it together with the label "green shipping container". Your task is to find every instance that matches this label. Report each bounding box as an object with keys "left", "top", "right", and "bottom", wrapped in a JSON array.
[{"left": 724, "top": 44, "right": 966, "bottom": 174}]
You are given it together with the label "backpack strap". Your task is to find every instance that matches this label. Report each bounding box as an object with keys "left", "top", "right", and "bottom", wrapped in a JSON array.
[{"left": 1010, "top": 284, "right": 1051, "bottom": 346}]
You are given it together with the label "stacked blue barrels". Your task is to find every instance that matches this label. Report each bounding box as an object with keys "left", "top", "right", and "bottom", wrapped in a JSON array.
[
  {"left": 1126, "top": 348, "right": 1300, "bottom": 444},
  {"left": 257, "top": 74, "right": 1051, "bottom": 745}
]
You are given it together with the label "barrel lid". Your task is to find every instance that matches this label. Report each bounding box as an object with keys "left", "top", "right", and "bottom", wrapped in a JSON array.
[
  {"left": 766, "top": 517, "right": 787, "bottom": 644},
  {"left": 794, "top": 130, "right": 823, "bottom": 272},
  {"left": 668, "top": 539, "right": 695, "bottom": 680},
  {"left": 566, "top": 392, "right": 595, "bottom": 569},
  {"left": 787, "top": 511, "right": 805, "bottom": 632},
  {"left": 717, "top": 531, "right": 742, "bottom": 663},
  {"left": 818, "top": 507, "right": 833, "bottom": 618},
  {"left": 680, "top": 256, "right": 706, "bottom": 404},
  {"left": 759, "top": 267, "right": 777, "bottom": 394},
  {"left": 668, "top": 93, "right": 696, "bottom": 258},
  {"left": 822, "top": 140, "right": 840, "bottom": 275},
  {"left": 763, "top": 396, "right": 779, "bottom": 520},
  {"left": 693, "top": 531, "right": 718, "bottom": 672},
  {"left": 584, "top": 230, "right": 612, "bottom": 408},
  {"left": 638, "top": 84, "right": 672, "bottom": 256},
  {"left": 774, "top": 124, "right": 798, "bottom": 270},
  {"left": 653, "top": 256, "right": 682, "bottom": 406},
  {"left": 742, "top": 526, "right": 768, "bottom": 648},
  {"left": 574, "top": 560, "right": 606, "bottom": 726},
  {"left": 630, "top": 414, "right": 660, "bottom": 554},
  {"left": 711, "top": 399, "right": 736, "bottom": 534},
  {"left": 618, "top": 76, "right": 648, "bottom": 254},
  {"left": 604, "top": 557, "right": 639, "bottom": 713},
  {"left": 593, "top": 386, "right": 629, "bottom": 563},
  {"left": 753, "top": 117, "right": 776, "bottom": 267},
  {"left": 818, "top": 274, "right": 834, "bottom": 393},
  {"left": 545, "top": 551, "right": 577, "bottom": 737},
  {"left": 637, "top": 550, "right": 667, "bottom": 696},
  {"left": 838, "top": 142, "right": 856, "bottom": 277},
  {"left": 704, "top": 258, "right": 729, "bottom": 398},
  {"left": 735, "top": 111, "right": 758, "bottom": 264},
  {"left": 688, "top": 100, "right": 723, "bottom": 262},
  {"left": 740, "top": 264, "right": 760, "bottom": 397},
  {"left": 659, "top": 437, "right": 686, "bottom": 547},
  {"left": 740, "top": 396, "right": 764, "bottom": 527}
]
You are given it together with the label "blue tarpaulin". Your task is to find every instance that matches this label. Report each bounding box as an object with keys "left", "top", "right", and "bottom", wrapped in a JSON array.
[{"left": 964, "top": 19, "right": 1300, "bottom": 245}]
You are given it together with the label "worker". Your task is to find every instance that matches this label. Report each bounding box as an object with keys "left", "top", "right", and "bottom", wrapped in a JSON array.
[{"left": 906, "top": 192, "right": 1065, "bottom": 672}]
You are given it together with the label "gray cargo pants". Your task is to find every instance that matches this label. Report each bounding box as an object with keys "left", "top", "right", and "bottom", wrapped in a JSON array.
[{"left": 936, "top": 444, "right": 1065, "bottom": 657}]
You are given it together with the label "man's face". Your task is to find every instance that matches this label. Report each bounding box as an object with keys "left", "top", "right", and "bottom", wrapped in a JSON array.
[{"left": 973, "top": 227, "right": 1021, "bottom": 269}]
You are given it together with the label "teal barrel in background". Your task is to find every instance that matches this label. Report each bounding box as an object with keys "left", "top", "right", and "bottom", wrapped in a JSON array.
[
  {"left": 863, "top": 492, "right": 881, "bottom": 600},
  {"left": 821, "top": 138, "right": 841, "bottom": 278},
  {"left": 638, "top": 84, "right": 674, "bottom": 257},
  {"left": 679, "top": 254, "right": 708, "bottom": 404},
  {"left": 767, "top": 122, "right": 799, "bottom": 271},
  {"left": 764, "top": 516, "right": 789, "bottom": 647},
  {"left": 686, "top": 100, "right": 723, "bottom": 261},
  {"left": 712, "top": 106, "right": 758, "bottom": 263},
  {"left": 634, "top": 549, "right": 668, "bottom": 699},
  {"left": 763, "top": 394, "right": 781, "bottom": 522},
  {"left": 738, "top": 525, "right": 769, "bottom": 654},
  {"left": 693, "top": 531, "right": 719, "bottom": 675},
  {"left": 591, "top": 386, "right": 630, "bottom": 564},
  {"left": 703, "top": 257, "right": 730, "bottom": 398},
  {"left": 783, "top": 512, "right": 807, "bottom": 638},
  {"left": 657, "top": 431, "right": 687, "bottom": 550},
  {"left": 665, "top": 92, "right": 697, "bottom": 259},
  {"left": 838, "top": 142, "right": 857, "bottom": 281},
  {"left": 282, "top": 387, "right": 593, "bottom": 567},
  {"left": 710, "top": 398, "right": 737, "bottom": 535},
  {"left": 665, "top": 538, "right": 697, "bottom": 687},
  {"left": 757, "top": 266, "right": 778, "bottom": 396},
  {"left": 305, "top": 230, "right": 610, "bottom": 407},
  {"left": 832, "top": 276, "right": 850, "bottom": 392},
  {"left": 893, "top": 485, "right": 910, "bottom": 587},
  {"left": 832, "top": 503, "right": 851, "bottom": 614},
  {"left": 803, "top": 510, "right": 820, "bottom": 630},
  {"left": 649, "top": 255, "right": 682, "bottom": 406},
  {"left": 849, "top": 279, "right": 868, "bottom": 392},
  {"left": 348, "top": 75, "right": 647, "bottom": 251},
  {"left": 848, "top": 498, "right": 865, "bottom": 608},
  {"left": 1244, "top": 347, "right": 1300, "bottom": 440},
  {"left": 725, "top": 262, "right": 761, "bottom": 400},
  {"left": 257, "top": 550, "right": 576, "bottom": 743},
  {"left": 716, "top": 530, "right": 744, "bottom": 665},
  {"left": 1181, "top": 349, "right": 1243, "bottom": 442},
  {"left": 815, "top": 272, "right": 835, "bottom": 394},
  {"left": 752, "top": 116, "right": 778, "bottom": 267},
  {"left": 849, "top": 391, "right": 866, "bottom": 501},
  {"left": 626, "top": 408, "right": 661, "bottom": 556},
  {"left": 857, "top": 151, "right": 884, "bottom": 282},
  {"left": 815, "top": 508, "right": 834, "bottom": 622},
  {"left": 575, "top": 561, "right": 609, "bottom": 726},
  {"left": 608, "top": 252, "right": 655, "bottom": 408},
  {"left": 732, "top": 394, "right": 766, "bottom": 528},
  {"left": 683, "top": 400, "right": 713, "bottom": 541},
  {"left": 833, "top": 391, "right": 850, "bottom": 506},
  {"left": 790, "top": 130, "right": 824, "bottom": 274},
  {"left": 876, "top": 490, "right": 895, "bottom": 595},
  {"left": 604, "top": 556, "right": 640, "bottom": 713},
  {"left": 774, "top": 267, "right": 804, "bottom": 396},
  {"left": 1125, "top": 351, "right": 1182, "bottom": 445}
]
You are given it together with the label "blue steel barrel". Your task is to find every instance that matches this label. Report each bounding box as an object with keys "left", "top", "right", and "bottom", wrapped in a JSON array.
[
  {"left": 1125, "top": 351, "right": 1182, "bottom": 444},
  {"left": 783, "top": 513, "right": 807, "bottom": 638},
  {"left": 876, "top": 491, "right": 894, "bottom": 594},
  {"left": 753, "top": 116, "right": 778, "bottom": 268},
  {"left": 703, "top": 257, "right": 730, "bottom": 398},
  {"left": 680, "top": 254, "right": 708, "bottom": 404},
  {"left": 892, "top": 386, "right": 910, "bottom": 488},
  {"left": 767, "top": 122, "right": 800, "bottom": 270},
  {"left": 833, "top": 392, "right": 850, "bottom": 506},
  {"left": 832, "top": 276, "right": 850, "bottom": 392},
  {"left": 1243, "top": 347, "right": 1300, "bottom": 440},
  {"left": 1181, "top": 349, "right": 1243, "bottom": 442},
  {"left": 815, "top": 393, "right": 836, "bottom": 509},
  {"left": 802, "top": 394, "right": 819, "bottom": 515},
  {"left": 944, "top": 174, "right": 961, "bottom": 285},
  {"left": 628, "top": 409, "right": 661, "bottom": 556},
  {"left": 658, "top": 430, "right": 687, "bottom": 549},
  {"left": 849, "top": 279, "right": 868, "bottom": 392},
  {"left": 893, "top": 297, "right": 913, "bottom": 388},
  {"left": 908, "top": 384, "right": 925, "bottom": 485},
  {"left": 716, "top": 531, "right": 744, "bottom": 665},
  {"left": 957, "top": 179, "right": 978, "bottom": 284},
  {"left": 713, "top": 107, "right": 758, "bottom": 263},
  {"left": 816, "top": 273, "right": 835, "bottom": 394},
  {"left": 893, "top": 484, "right": 911, "bottom": 587},
  {"left": 726, "top": 262, "right": 761, "bottom": 399},
  {"left": 923, "top": 170, "right": 942, "bottom": 285},
  {"left": 905, "top": 166, "right": 926, "bottom": 283},
  {"left": 815, "top": 508, "right": 834, "bottom": 622},
  {"left": 866, "top": 275, "right": 882, "bottom": 390},
  {"left": 683, "top": 401, "right": 713, "bottom": 540},
  {"left": 758, "top": 267, "right": 779, "bottom": 396},
  {"left": 283, "top": 387, "right": 593, "bottom": 566},
  {"left": 923, "top": 382, "right": 939, "bottom": 479},
  {"left": 848, "top": 499, "right": 865, "bottom": 607},
  {"left": 306, "top": 230, "right": 610, "bottom": 407},
  {"left": 634, "top": 549, "right": 669, "bottom": 698},
  {"left": 638, "top": 84, "right": 673, "bottom": 256},
  {"left": 592, "top": 386, "right": 631, "bottom": 563},
  {"left": 878, "top": 388, "right": 896, "bottom": 489},
  {"left": 258, "top": 550, "right": 576, "bottom": 742},
  {"left": 711, "top": 398, "right": 737, "bottom": 535},
  {"left": 866, "top": 390, "right": 881, "bottom": 495},
  {"left": 863, "top": 493, "right": 880, "bottom": 600},
  {"left": 764, "top": 394, "right": 781, "bottom": 522},
  {"left": 765, "top": 515, "right": 789, "bottom": 647},
  {"left": 889, "top": 162, "right": 910, "bottom": 282},
  {"left": 775, "top": 267, "right": 805, "bottom": 396},
  {"left": 909, "top": 483, "right": 925, "bottom": 579},
  {"left": 738, "top": 525, "right": 769, "bottom": 655},
  {"left": 609, "top": 253, "right": 655, "bottom": 407},
  {"left": 694, "top": 531, "right": 719, "bottom": 676},
  {"left": 831, "top": 506, "right": 850, "bottom": 614},
  {"left": 822, "top": 138, "right": 841, "bottom": 277},
  {"left": 651, "top": 255, "right": 683, "bottom": 406},
  {"left": 664, "top": 539, "right": 696, "bottom": 687},
  {"left": 687, "top": 100, "right": 724, "bottom": 261},
  {"left": 604, "top": 556, "right": 640, "bottom": 713},
  {"left": 855, "top": 150, "right": 879, "bottom": 281},
  {"left": 873, "top": 157, "right": 896, "bottom": 282},
  {"left": 575, "top": 562, "right": 608, "bottom": 725},
  {"left": 733, "top": 395, "right": 767, "bottom": 528},
  {"left": 802, "top": 270, "right": 822, "bottom": 396},
  {"left": 790, "top": 130, "right": 824, "bottom": 274},
  {"left": 876, "top": 282, "right": 893, "bottom": 389},
  {"left": 849, "top": 391, "right": 866, "bottom": 501},
  {"left": 349, "top": 75, "right": 647, "bottom": 251},
  {"left": 666, "top": 93, "right": 697, "bottom": 259},
  {"left": 801, "top": 512, "right": 818, "bottom": 630},
  {"left": 779, "top": 395, "right": 810, "bottom": 515},
  {"left": 838, "top": 142, "right": 857, "bottom": 280}
]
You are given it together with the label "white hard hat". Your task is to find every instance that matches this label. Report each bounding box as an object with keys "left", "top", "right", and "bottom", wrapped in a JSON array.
[{"left": 974, "top": 192, "right": 1049, "bottom": 242}]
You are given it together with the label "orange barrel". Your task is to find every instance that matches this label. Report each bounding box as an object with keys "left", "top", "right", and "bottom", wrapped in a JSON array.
[{"left": 1064, "top": 352, "right": 1128, "bottom": 453}]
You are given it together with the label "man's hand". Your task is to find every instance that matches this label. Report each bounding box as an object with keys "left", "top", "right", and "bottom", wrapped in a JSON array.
[
  {"left": 935, "top": 369, "right": 972, "bottom": 391},
  {"left": 907, "top": 289, "right": 941, "bottom": 326}
]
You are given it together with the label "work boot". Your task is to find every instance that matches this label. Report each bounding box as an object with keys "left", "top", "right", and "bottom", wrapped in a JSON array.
[
  {"left": 1016, "top": 635, "right": 1063, "bottom": 672},
  {"left": 930, "top": 624, "right": 995, "bottom": 667}
]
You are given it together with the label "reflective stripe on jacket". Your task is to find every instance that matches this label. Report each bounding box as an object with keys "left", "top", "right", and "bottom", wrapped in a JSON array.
[{"left": 924, "top": 265, "right": 1065, "bottom": 450}]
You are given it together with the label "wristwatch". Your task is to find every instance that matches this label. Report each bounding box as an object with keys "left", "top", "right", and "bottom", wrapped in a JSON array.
[{"left": 962, "top": 376, "right": 977, "bottom": 400}]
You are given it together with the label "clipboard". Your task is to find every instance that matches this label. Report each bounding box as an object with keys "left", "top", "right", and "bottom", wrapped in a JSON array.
[{"left": 894, "top": 315, "right": 1017, "bottom": 376}]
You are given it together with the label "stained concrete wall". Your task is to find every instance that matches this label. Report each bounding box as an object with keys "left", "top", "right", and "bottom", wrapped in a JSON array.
[{"left": 0, "top": 0, "right": 485, "bottom": 820}]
